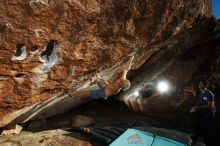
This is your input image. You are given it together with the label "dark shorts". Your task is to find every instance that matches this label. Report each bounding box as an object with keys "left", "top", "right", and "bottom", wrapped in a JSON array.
[{"left": 90, "top": 82, "right": 108, "bottom": 99}]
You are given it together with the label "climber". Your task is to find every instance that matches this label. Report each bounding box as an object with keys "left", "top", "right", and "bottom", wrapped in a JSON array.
[
  {"left": 190, "top": 80, "right": 216, "bottom": 146},
  {"left": 190, "top": 80, "right": 216, "bottom": 120},
  {"left": 68, "top": 55, "right": 134, "bottom": 99}
]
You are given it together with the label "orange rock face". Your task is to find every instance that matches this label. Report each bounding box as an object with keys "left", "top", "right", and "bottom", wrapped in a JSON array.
[{"left": 0, "top": 0, "right": 212, "bottom": 120}]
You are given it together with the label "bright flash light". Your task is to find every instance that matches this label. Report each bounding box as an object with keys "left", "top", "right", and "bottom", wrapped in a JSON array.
[
  {"left": 157, "top": 81, "right": 169, "bottom": 93},
  {"left": 133, "top": 91, "right": 139, "bottom": 97}
]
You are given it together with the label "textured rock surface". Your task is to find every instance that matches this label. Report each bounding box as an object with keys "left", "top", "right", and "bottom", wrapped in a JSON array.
[
  {"left": 0, "top": 129, "right": 95, "bottom": 146},
  {"left": 119, "top": 18, "right": 218, "bottom": 120},
  {"left": 0, "top": 0, "right": 213, "bottom": 127}
]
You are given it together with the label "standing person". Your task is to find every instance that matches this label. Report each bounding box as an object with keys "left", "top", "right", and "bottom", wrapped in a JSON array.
[
  {"left": 68, "top": 55, "right": 134, "bottom": 99},
  {"left": 191, "top": 80, "right": 216, "bottom": 146}
]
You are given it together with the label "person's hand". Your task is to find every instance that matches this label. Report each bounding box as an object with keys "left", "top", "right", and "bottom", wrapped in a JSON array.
[
  {"left": 190, "top": 107, "right": 196, "bottom": 113},
  {"left": 130, "top": 55, "right": 134, "bottom": 61},
  {"left": 128, "top": 55, "right": 134, "bottom": 64},
  {"left": 190, "top": 105, "right": 199, "bottom": 113},
  {"left": 193, "top": 105, "right": 199, "bottom": 110}
]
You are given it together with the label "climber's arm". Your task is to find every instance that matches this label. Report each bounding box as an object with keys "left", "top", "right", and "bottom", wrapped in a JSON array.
[{"left": 121, "top": 55, "right": 134, "bottom": 79}]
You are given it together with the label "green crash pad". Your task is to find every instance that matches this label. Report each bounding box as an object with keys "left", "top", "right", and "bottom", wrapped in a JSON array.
[{"left": 110, "top": 129, "right": 187, "bottom": 146}]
